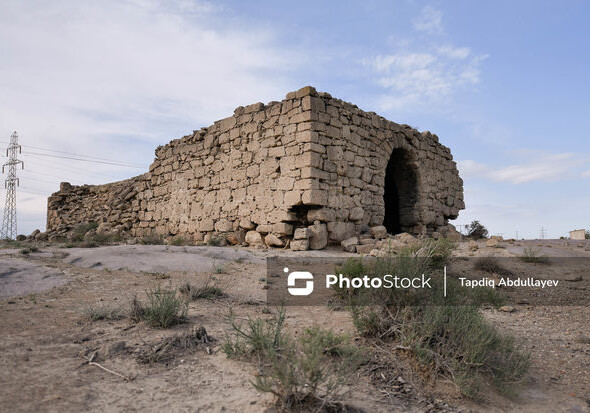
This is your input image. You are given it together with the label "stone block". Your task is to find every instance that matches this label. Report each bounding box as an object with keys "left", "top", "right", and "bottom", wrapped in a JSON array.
[
  {"left": 307, "top": 208, "right": 336, "bottom": 222},
  {"left": 308, "top": 223, "right": 328, "bottom": 250},
  {"left": 245, "top": 230, "right": 264, "bottom": 246},
  {"left": 341, "top": 237, "right": 358, "bottom": 253},
  {"left": 214, "top": 219, "right": 233, "bottom": 232},
  {"left": 370, "top": 225, "right": 388, "bottom": 239},
  {"left": 290, "top": 238, "right": 309, "bottom": 251},
  {"left": 294, "top": 227, "right": 311, "bottom": 239},
  {"left": 328, "top": 222, "right": 356, "bottom": 242},
  {"left": 272, "top": 222, "right": 293, "bottom": 235},
  {"left": 355, "top": 244, "right": 374, "bottom": 254},
  {"left": 239, "top": 218, "right": 256, "bottom": 230},
  {"left": 265, "top": 233, "right": 284, "bottom": 247}
]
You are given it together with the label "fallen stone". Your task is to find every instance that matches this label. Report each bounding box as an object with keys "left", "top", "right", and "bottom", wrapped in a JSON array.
[
  {"left": 499, "top": 305, "right": 515, "bottom": 313},
  {"left": 264, "top": 234, "right": 284, "bottom": 248},
  {"left": 245, "top": 231, "right": 264, "bottom": 247},
  {"left": 341, "top": 236, "right": 359, "bottom": 253},
  {"left": 359, "top": 238, "right": 376, "bottom": 246},
  {"left": 355, "top": 244, "right": 373, "bottom": 254},
  {"left": 290, "top": 239, "right": 309, "bottom": 251},
  {"left": 308, "top": 223, "right": 328, "bottom": 250},
  {"left": 393, "top": 232, "right": 417, "bottom": 245},
  {"left": 294, "top": 228, "right": 311, "bottom": 240},
  {"left": 370, "top": 225, "right": 388, "bottom": 240}
]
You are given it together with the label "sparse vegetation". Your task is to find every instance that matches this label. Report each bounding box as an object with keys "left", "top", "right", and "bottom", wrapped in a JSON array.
[
  {"left": 474, "top": 256, "right": 511, "bottom": 275},
  {"left": 207, "top": 234, "right": 225, "bottom": 246},
  {"left": 331, "top": 257, "right": 367, "bottom": 300},
  {"left": 223, "top": 308, "right": 365, "bottom": 410},
  {"left": 0, "top": 239, "right": 24, "bottom": 248},
  {"left": 179, "top": 278, "right": 224, "bottom": 300},
  {"left": 344, "top": 239, "right": 528, "bottom": 399},
  {"left": 586, "top": 230, "right": 590, "bottom": 240},
  {"left": 84, "top": 302, "right": 124, "bottom": 321},
  {"left": 145, "top": 272, "right": 170, "bottom": 280},
  {"left": 139, "top": 233, "right": 165, "bottom": 245},
  {"left": 213, "top": 261, "right": 226, "bottom": 274},
  {"left": 130, "top": 286, "right": 188, "bottom": 328},
  {"left": 466, "top": 220, "right": 489, "bottom": 240},
  {"left": 519, "top": 247, "right": 550, "bottom": 264},
  {"left": 137, "top": 326, "right": 213, "bottom": 364},
  {"left": 71, "top": 221, "right": 99, "bottom": 242},
  {"left": 170, "top": 236, "right": 190, "bottom": 246}
]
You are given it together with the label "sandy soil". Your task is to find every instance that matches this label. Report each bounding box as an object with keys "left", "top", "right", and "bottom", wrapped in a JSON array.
[{"left": 0, "top": 240, "right": 589, "bottom": 412}]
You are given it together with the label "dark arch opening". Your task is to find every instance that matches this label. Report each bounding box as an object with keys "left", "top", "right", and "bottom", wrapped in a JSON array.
[{"left": 383, "top": 148, "right": 418, "bottom": 234}]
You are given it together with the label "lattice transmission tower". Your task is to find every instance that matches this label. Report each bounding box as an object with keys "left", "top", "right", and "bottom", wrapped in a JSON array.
[{"left": 1, "top": 131, "right": 24, "bottom": 240}]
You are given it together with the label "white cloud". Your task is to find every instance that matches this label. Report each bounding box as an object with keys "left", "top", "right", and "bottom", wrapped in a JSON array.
[
  {"left": 583, "top": 170, "right": 590, "bottom": 177},
  {"left": 458, "top": 153, "right": 588, "bottom": 184},
  {"left": 0, "top": 0, "right": 302, "bottom": 233},
  {"left": 363, "top": 5, "right": 487, "bottom": 111},
  {"left": 438, "top": 45, "right": 471, "bottom": 60},
  {"left": 412, "top": 6, "right": 443, "bottom": 35},
  {"left": 364, "top": 50, "right": 485, "bottom": 110}
]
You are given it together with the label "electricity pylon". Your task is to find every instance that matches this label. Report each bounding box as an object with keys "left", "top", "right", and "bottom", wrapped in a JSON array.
[{"left": 1, "top": 131, "right": 24, "bottom": 240}]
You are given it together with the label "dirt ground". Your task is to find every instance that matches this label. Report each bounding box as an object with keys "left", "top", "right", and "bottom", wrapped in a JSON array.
[{"left": 1, "top": 239, "right": 589, "bottom": 412}]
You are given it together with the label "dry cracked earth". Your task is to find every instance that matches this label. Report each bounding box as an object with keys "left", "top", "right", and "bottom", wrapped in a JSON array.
[{"left": 1, "top": 239, "right": 589, "bottom": 412}]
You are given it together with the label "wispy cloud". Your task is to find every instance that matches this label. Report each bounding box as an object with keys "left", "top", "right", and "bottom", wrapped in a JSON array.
[
  {"left": 363, "top": 6, "right": 486, "bottom": 111},
  {"left": 459, "top": 153, "right": 589, "bottom": 184},
  {"left": 583, "top": 170, "right": 590, "bottom": 177},
  {"left": 0, "top": 0, "right": 302, "bottom": 233},
  {"left": 412, "top": 6, "right": 443, "bottom": 35},
  {"left": 363, "top": 49, "right": 486, "bottom": 110}
]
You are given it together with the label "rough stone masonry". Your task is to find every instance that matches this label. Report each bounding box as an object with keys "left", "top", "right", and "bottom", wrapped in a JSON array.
[{"left": 46, "top": 86, "right": 464, "bottom": 250}]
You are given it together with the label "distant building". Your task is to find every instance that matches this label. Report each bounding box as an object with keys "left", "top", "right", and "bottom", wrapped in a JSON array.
[{"left": 569, "top": 229, "right": 586, "bottom": 240}]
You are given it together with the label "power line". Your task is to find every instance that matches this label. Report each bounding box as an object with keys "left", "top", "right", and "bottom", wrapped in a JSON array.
[
  {"left": 0, "top": 140, "right": 147, "bottom": 168},
  {"left": 1, "top": 132, "right": 24, "bottom": 239},
  {"left": 23, "top": 151, "right": 145, "bottom": 168}
]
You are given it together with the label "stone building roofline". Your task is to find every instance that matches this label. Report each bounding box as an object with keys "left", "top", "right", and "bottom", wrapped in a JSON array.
[{"left": 161, "top": 85, "right": 445, "bottom": 155}]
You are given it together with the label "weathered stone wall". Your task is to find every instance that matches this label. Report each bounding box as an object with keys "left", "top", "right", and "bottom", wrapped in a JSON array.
[
  {"left": 47, "top": 175, "right": 149, "bottom": 236},
  {"left": 47, "top": 86, "right": 464, "bottom": 248},
  {"left": 298, "top": 91, "right": 464, "bottom": 241}
]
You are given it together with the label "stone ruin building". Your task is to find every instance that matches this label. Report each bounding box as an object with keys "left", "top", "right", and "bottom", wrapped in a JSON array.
[{"left": 46, "top": 86, "right": 464, "bottom": 251}]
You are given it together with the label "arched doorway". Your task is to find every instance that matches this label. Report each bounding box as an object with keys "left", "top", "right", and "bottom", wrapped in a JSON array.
[{"left": 383, "top": 148, "right": 418, "bottom": 234}]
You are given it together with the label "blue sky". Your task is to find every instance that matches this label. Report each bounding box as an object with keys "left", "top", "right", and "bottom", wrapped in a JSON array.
[{"left": 0, "top": 0, "right": 588, "bottom": 238}]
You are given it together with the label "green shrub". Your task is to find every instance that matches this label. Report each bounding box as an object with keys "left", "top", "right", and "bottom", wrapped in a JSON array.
[
  {"left": 519, "top": 247, "right": 549, "bottom": 264},
  {"left": 71, "top": 222, "right": 99, "bottom": 241},
  {"left": 467, "top": 220, "right": 488, "bottom": 240},
  {"left": 131, "top": 286, "right": 188, "bottom": 328},
  {"left": 405, "top": 305, "right": 529, "bottom": 398},
  {"left": 179, "top": 279, "right": 224, "bottom": 300},
  {"left": 223, "top": 309, "right": 365, "bottom": 410},
  {"left": 346, "top": 239, "right": 528, "bottom": 399},
  {"left": 139, "top": 233, "right": 164, "bottom": 245},
  {"left": 84, "top": 302, "right": 124, "bottom": 321},
  {"left": 170, "top": 236, "right": 190, "bottom": 246},
  {"left": 223, "top": 307, "right": 287, "bottom": 358},
  {"left": 207, "top": 234, "right": 225, "bottom": 246},
  {"left": 331, "top": 257, "right": 367, "bottom": 300},
  {"left": 474, "top": 256, "right": 512, "bottom": 275}
]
